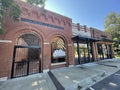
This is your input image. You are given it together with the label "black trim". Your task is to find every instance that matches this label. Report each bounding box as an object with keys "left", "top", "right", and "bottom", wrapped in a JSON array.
[
  {"left": 21, "top": 18, "right": 64, "bottom": 30},
  {"left": 14, "top": 45, "right": 40, "bottom": 48},
  {"left": 87, "top": 42, "right": 90, "bottom": 62},
  {"left": 11, "top": 47, "right": 16, "bottom": 78},
  {"left": 72, "top": 35, "right": 100, "bottom": 42},
  {"left": 101, "top": 38, "right": 113, "bottom": 42},
  {"left": 77, "top": 42, "right": 80, "bottom": 64}
]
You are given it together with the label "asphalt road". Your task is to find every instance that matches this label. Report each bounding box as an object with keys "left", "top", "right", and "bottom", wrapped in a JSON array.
[{"left": 86, "top": 70, "right": 120, "bottom": 90}]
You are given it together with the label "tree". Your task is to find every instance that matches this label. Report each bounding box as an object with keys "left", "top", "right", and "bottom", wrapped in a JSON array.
[
  {"left": 104, "top": 12, "right": 120, "bottom": 55},
  {"left": 0, "top": 0, "right": 21, "bottom": 34},
  {"left": 0, "top": 0, "right": 47, "bottom": 34},
  {"left": 26, "top": 0, "right": 46, "bottom": 8}
]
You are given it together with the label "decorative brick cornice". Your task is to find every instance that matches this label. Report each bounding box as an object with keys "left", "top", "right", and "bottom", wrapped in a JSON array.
[{"left": 15, "top": 0, "right": 72, "bottom": 27}]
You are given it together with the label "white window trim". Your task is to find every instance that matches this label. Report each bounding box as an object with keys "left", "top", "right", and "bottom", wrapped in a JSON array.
[
  {"left": 0, "top": 40, "right": 12, "bottom": 43},
  {"left": 51, "top": 62, "right": 66, "bottom": 66}
]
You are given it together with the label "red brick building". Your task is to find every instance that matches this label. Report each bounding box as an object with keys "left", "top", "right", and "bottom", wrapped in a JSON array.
[{"left": 0, "top": 0, "right": 114, "bottom": 80}]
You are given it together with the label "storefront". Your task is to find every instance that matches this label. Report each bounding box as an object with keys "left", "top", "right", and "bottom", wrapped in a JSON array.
[
  {"left": 97, "top": 40, "right": 113, "bottom": 60},
  {"left": 0, "top": 0, "right": 114, "bottom": 79},
  {"left": 90, "top": 28, "right": 114, "bottom": 60},
  {"left": 72, "top": 23, "right": 100, "bottom": 65}
]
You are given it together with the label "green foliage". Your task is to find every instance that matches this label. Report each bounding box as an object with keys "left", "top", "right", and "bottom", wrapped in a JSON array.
[
  {"left": 0, "top": 28, "right": 4, "bottom": 34},
  {"left": 0, "top": 0, "right": 21, "bottom": 34},
  {"left": 105, "top": 12, "right": 120, "bottom": 55},
  {"left": 9, "top": 4, "right": 21, "bottom": 21},
  {"left": 105, "top": 12, "right": 120, "bottom": 38},
  {"left": 0, "top": 0, "right": 47, "bottom": 35},
  {"left": 26, "top": 0, "right": 46, "bottom": 7},
  {"left": 1, "top": 0, "right": 13, "bottom": 8}
]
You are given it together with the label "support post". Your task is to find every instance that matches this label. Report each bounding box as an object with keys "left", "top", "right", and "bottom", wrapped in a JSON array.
[
  {"left": 77, "top": 42, "right": 80, "bottom": 64},
  {"left": 101, "top": 44, "right": 104, "bottom": 59},
  {"left": 87, "top": 42, "right": 91, "bottom": 62}
]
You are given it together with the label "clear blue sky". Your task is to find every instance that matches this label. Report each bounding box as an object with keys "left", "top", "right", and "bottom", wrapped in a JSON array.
[{"left": 45, "top": 0, "right": 120, "bottom": 31}]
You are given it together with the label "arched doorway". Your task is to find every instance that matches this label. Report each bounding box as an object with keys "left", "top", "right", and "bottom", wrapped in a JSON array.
[
  {"left": 11, "top": 33, "right": 41, "bottom": 78},
  {"left": 51, "top": 37, "right": 66, "bottom": 64}
]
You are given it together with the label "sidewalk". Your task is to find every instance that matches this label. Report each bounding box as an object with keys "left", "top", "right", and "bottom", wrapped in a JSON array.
[
  {"left": 0, "top": 58, "right": 120, "bottom": 90},
  {"left": 0, "top": 73, "right": 57, "bottom": 90}
]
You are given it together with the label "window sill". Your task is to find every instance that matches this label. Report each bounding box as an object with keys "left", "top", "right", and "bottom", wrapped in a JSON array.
[{"left": 51, "top": 62, "right": 66, "bottom": 66}]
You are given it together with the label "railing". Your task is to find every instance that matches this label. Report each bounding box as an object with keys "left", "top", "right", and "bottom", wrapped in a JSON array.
[{"left": 72, "top": 23, "right": 91, "bottom": 37}]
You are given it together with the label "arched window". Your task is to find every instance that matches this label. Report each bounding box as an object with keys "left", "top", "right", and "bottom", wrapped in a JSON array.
[{"left": 51, "top": 37, "right": 66, "bottom": 63}]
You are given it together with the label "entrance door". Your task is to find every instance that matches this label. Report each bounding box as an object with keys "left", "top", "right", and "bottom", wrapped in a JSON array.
[
  {"left": 74, "top": 42, "right": 93, "bottom": 65},
  {"left": 80, "top": 48, "right": 89, "bottom": 64},
  {"left": 11, "top": 46, "right": 41, "bottom": 78},
  {"left": 11, "top": 34, "right": 41, "bottom": 78}
]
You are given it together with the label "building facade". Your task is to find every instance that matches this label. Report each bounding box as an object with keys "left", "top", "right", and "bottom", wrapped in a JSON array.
[
  {"left": 72, "top": 23, "right": 114, "bottom": 65},
  {"left": 0, "top": 0, "right": 114, "bottom": 79}
]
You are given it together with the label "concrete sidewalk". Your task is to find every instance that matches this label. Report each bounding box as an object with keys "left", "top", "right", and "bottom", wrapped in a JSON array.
[
  {"left": 0, "top": 73, "right": 57, "bottom": 90},
  {"left": 0, "top": 58, "right": 120, "bottom": 90}
]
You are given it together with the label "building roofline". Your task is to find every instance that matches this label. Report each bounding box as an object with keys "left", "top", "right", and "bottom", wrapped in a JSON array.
[{"left": 15, "top": 0, "right": 72, "bottom": 21}]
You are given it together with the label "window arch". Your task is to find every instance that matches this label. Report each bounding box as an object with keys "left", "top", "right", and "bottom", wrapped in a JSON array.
[{"left": 16, "top": 34, "right": 40, "bottom": 46}]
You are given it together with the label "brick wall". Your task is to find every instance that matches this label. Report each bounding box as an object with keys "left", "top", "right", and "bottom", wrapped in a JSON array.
[
  {"left": 90, "top": 28, "right": 112, "bottom": 39},
  {"left": 0, "top": 0, "right": 74, "bottom": 78}
]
